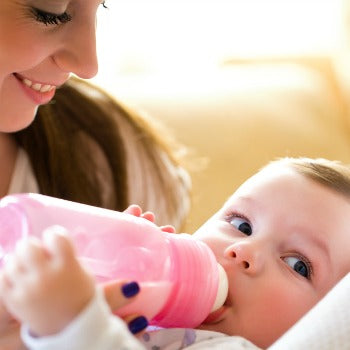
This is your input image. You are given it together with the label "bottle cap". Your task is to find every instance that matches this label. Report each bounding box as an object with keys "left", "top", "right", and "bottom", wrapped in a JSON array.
[{"left": 211, "top": 263, "right": 229, "bottom": 311}]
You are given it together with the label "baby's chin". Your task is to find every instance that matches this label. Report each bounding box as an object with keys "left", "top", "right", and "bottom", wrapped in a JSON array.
[{"left": 198, "top": 314, "right": 281, "bottom": 349}]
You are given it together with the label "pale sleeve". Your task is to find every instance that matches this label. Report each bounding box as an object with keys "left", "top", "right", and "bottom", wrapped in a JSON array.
[
  {"left": 21, "top": 288, "right": 145, "bottom": 350},
  {"left": 185, "top": 337, "right": 261, "bottom": 350}
]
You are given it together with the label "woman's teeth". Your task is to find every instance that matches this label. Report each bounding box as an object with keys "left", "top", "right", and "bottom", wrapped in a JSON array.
[{"left": 22, "top": 78, "right": 55, "bottom": 93}]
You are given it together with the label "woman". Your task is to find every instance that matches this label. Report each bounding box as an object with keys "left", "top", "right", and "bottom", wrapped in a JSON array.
[{"left": 0, "top": 1, "right": 190, "bottom": 348}]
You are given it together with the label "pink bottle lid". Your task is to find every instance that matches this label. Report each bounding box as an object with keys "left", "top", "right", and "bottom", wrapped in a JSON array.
[{"left": 152, "top": 233, "right": 228, "bottom": 328}]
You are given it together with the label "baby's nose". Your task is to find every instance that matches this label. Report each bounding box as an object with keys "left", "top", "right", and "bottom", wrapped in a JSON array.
[{"left": 224, "top": 241, "right": 264, "bottom": 275}]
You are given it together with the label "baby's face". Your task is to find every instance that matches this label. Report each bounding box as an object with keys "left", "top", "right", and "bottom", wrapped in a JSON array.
[{"left": 193, "top": 165, "right": 350, "bottom": 348}]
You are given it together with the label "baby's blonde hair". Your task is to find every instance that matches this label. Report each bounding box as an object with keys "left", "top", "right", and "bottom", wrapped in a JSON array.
[{"left": 265, "top": 157, "right": 350, "bottom": 199}]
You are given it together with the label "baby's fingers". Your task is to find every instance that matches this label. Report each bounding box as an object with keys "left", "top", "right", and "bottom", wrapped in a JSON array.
[
  {"left": 160, "top": 225, "right": 176, "bottom": 233},
  {"left": 0, "top": 237, "right": 45, "bottom": 292},
  {"left": 14, "top": 237, "right": 49, "bottom": 270},
  {"left": 41, "top": 225, "right": 76, "bottom": 264},
  {"left": 123, "top": 205, "right": 142, "bottom": 217},
  {"left": 124, "top": 205, "right": 156, "bottom": 223}
]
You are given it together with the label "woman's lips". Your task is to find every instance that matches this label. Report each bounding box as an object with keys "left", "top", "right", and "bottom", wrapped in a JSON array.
[{"left": 13, "top": 73, "right": 57, "bottom": 105}]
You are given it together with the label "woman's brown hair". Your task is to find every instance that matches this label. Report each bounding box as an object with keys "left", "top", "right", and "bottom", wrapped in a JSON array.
[{"left": 13, "top": 77, "right": 186, "bottom": 219}]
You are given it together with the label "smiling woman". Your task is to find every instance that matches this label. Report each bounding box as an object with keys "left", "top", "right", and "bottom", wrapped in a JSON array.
[
  {"left": 0, "top": 1, "right": 191, "bottom": 348},
  {"left": 0, "top": 0, "right": 101, "bottom": 131}
]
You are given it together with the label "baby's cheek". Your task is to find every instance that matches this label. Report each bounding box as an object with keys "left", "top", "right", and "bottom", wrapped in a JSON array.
[{"left": 264, "top": 285, "right": 316, "bottom": 335}]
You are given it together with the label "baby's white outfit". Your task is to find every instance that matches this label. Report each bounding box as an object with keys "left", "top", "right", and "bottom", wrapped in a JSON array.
[{"left": 21, "top": 288, "right": 259, "bottom": 350}]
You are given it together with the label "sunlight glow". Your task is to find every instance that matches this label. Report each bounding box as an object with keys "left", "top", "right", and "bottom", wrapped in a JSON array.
[{"left": 94, "top": 0, "right": 344, "bottom": 82}]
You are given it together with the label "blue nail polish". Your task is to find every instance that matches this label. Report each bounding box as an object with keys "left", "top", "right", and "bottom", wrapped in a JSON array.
[
  {"left": 121, "top": 281, "right": 140, "bottom": 298},
  {"left": 128, "top": 316, "right": 148, "bottom": 334}
]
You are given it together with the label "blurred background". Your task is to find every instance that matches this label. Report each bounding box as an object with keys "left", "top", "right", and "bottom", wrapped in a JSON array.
[{"left": 92, "top": 0, "right": 350, "bottom": 232}]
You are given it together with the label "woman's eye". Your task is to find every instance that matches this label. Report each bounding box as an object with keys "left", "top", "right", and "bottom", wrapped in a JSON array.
[
  {"left": 283, "top": 256, "right": 312, "bottom": 279},
  {"left": 31, "top": 8, "right": 72, "bottom": 26},
  {"left": 229, "top": 217, "right": 252, "bottom": 236}
]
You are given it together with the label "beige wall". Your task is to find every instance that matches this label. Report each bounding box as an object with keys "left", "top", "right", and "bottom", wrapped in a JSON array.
[{"left": 106, "top": 58, "right": 350, "bottom": 232}]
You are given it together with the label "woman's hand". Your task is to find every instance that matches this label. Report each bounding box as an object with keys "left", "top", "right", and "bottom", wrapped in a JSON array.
[{"left": 102, "top": 279, "right": 148, "bottom": 335}]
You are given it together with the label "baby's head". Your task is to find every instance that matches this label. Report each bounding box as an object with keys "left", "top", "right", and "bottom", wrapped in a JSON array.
[{"left": 194, "top": 157, "right": 350, "bottom": 348}]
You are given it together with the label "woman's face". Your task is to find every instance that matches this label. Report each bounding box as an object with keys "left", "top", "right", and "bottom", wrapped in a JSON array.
[{"left": 0, "top": 0, "right": 104, "bottom": 132}]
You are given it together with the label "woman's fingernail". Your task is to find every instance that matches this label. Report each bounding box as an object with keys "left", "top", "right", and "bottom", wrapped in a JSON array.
[
  {"left": 121, "top": 281, "right": 140, "bottom": 298},
  {"left": 128, "top": 316, "right": 148, "bottom": 334}
]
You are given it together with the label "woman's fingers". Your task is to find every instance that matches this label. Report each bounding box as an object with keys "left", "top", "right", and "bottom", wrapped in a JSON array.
[
  {"left": 124, "top": 315, "right": 148, "bottom": 335},
  {"left": 102, "top": 280, "right": 148, "bottom": 333},
  {"left": 103, "top": 280, "right": 140, "bottom": 311}
]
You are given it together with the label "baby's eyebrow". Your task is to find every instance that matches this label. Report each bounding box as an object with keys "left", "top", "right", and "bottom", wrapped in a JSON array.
[{"left": 303, "top": 232, "right": 331, "bottom": 266}]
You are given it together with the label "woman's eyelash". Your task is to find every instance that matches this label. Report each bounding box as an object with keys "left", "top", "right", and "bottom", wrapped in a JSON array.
[
  {"left": 31, "top": 8, "right": 72, "bottom": 26},
  {"left": 31, "top": 2, "right": 108, "bottom": 26}
]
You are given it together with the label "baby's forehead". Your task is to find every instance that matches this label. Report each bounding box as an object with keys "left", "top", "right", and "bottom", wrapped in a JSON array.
[{"left": 232, "top": 165, "right": 303, "bottom": 194}]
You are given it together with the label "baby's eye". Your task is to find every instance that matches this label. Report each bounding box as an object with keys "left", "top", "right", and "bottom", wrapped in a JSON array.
[
  {"left": 229, "top": 217, "right": 252, "bottom": 236},
  {"left": 283, "top": 256, "right": 312, "bottom": 279}
]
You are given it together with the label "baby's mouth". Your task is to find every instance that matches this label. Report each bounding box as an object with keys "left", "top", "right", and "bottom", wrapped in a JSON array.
[{"left": 202, "top": 296, "right": 232, "bottom": 325}]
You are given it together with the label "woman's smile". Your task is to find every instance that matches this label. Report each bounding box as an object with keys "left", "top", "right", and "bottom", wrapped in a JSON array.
[{"left": 13, "top": 73, "right": 57, "bottom": 105}]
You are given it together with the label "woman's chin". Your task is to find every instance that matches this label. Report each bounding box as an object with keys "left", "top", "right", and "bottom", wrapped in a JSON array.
[{"left": 0, "top": 107, "right": 37, "bottom": 133}]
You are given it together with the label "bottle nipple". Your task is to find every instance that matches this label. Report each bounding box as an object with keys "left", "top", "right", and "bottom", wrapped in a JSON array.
[{"left": 211, "top": 263, "right": 229, "bottom": 312}]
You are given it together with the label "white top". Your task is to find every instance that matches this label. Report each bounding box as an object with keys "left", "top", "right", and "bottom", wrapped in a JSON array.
[
  {"left": 21, "top": 288, "right": 259, "bottom": 350},
  {"left": 22, "top": 273, "right": 350, "bottom": 349},
  {"left": 21, "top": 288, "right": 146, "bottom": 350},
  {"left": 7, "top": 148, "right": 39, "bottom": 195}
]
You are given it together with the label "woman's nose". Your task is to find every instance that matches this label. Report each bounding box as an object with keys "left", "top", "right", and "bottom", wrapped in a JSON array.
[
  {"left": 54, "top": 19, "right": 98, "bottom": 79},
  {"left": 224, "top": 241, "right": 264, "bottom": 275}
]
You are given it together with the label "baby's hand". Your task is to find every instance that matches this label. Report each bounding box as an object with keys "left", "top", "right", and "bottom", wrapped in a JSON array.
[
  {"left": 0, "top": 227, "right": 95, "bottom": 337},
  {"left": 0, "top": 300, "right": 26, "bottom": 350},
  {"left": 124, "top": 205, "right": 176, "bottom": 233}
]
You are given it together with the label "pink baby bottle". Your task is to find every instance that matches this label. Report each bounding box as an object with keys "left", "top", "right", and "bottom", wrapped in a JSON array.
[{"left": 0, "top": 193, "right": 228, "bottom": 328}]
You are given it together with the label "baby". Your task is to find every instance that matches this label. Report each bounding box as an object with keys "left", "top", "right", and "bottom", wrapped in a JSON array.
[{"left": 1, "top": 157, "right": 350, "bottom": 350}]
